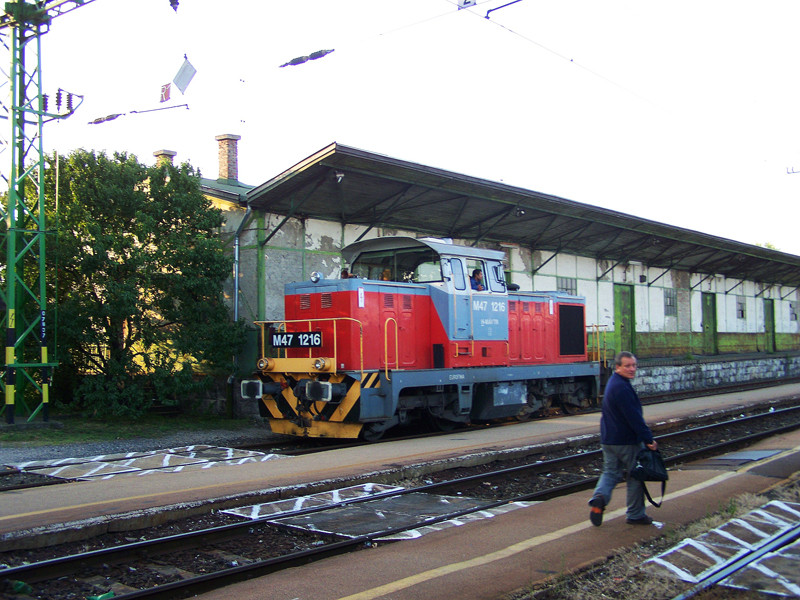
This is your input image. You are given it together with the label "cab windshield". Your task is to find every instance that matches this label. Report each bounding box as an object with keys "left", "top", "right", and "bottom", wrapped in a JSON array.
[{"left": 350, "top": 248, "right": 442, "bottom": 283}]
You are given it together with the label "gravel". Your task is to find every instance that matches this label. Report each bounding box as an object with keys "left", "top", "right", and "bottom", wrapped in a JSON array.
[{"left": 0, "top": 422, "right": 279, "bottom": 466}]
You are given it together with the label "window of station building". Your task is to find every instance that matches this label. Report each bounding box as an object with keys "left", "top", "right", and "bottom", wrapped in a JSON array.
[
  {"left": 664, "top": 288, "right": 677, "bottom": 317},
  {"left": 736, "top": 296, "right": 746, "bottom": 319},
  {"left": 557, "top": 277, "right": 577, "bottom": 296},
  {"left": 791, "top": 302, "right": 798, "bottom": 321}
]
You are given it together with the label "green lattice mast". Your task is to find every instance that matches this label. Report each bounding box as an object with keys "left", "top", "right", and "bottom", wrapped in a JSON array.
[{"left": 0, "top": 1, "right": 94, "bottom": 424}]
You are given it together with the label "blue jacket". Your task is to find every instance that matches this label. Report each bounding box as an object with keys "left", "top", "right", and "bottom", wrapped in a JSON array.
[{"left": 600, "top": 372, "right": 654, "bottom": 445}]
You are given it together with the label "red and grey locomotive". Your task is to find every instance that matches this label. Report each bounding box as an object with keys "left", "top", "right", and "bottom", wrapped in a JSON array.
[{"left": 243, "top": 236, "right": 600, "bottom": 439}]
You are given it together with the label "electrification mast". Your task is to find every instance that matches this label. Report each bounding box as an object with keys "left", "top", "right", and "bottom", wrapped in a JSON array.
[{"left": 0, "top": 0, "right": 95, "bottom": 424}]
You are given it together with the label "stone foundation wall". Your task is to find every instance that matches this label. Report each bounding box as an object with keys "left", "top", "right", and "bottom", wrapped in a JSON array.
[{"left": 635, "top": 354, "right": 800, "bottom": 396}]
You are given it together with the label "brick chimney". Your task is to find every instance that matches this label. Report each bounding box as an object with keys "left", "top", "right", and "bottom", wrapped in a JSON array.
[
  {"left": 215, "top": 134, "right": 241, "bottom": 181},
  {"left": 153, "top": 149, "right": 177, "bottom": 166}
]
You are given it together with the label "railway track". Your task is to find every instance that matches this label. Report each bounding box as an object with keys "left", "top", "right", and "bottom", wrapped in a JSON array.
[{"left": 3, "top": 404, "right": 800, "bottom": 599}]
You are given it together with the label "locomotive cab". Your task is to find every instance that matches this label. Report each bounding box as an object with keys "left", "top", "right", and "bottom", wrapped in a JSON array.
[{"left": 345, "top": 237, "right": 511, "bottom": 370}]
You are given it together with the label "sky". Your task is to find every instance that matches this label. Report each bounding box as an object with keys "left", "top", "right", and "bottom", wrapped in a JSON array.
[{"left": 20, "top": 0, "right": 800, "bottom": 255}]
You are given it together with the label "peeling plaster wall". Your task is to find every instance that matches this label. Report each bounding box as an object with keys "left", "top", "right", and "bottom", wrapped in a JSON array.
[
  {"left": 507, "top": 245, "right": 533, "bottom": 291},
  {"left": 519, "top": 248, "right": 799, "bottom": 346}
]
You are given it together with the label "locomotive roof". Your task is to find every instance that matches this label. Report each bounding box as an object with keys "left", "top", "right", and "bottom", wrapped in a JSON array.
[{"left": 342, "top": 236, "right": 505, "bottom": 264}]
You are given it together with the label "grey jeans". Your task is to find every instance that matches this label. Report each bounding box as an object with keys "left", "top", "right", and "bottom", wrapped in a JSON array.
[{"left": 591, "top": 443, "right": 647, "bottom": 520}]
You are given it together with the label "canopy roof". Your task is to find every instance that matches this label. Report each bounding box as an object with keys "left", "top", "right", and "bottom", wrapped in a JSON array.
[{"left": 247, "top": 143, "right": 800, "bottom": 290}]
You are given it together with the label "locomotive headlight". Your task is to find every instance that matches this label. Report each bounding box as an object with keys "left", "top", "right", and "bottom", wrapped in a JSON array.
[
  {"left": 257, "top": 357, "right": 275, "bottom": 371},
  {"left": 313, "top": 358, "right": 327, "bottom": 371},
  {"left": 310, "top": 271, "right": 322, "bottom": 283}
]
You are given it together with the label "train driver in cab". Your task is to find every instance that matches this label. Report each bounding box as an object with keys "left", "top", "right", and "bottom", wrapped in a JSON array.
[{"left": 470, "top": 268, "right": 485, "bottom": 291}]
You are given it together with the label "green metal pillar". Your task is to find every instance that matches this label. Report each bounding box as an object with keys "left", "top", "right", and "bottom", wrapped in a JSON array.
[{"left": 1, "top": 3, "right": 54, "bottom": 423}]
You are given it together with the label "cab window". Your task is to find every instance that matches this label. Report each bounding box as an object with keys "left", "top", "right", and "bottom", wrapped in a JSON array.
[
  {"left": 488, "top": 263, "right": 507, "bottom": 293},
  {"left": 351, "top": 247, "right": 442, "bottom": 282},
  {"left": 449, "top": 258, "right": 466, "bottom": 290},
  {"left": 467, "top": 260, "right": 486, "bottom": 292}
]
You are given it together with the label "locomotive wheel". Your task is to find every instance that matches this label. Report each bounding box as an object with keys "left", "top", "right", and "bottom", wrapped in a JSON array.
[
  {"left": 361, "top": 423, "right": 385, "bottom": 441},
  {"left": 433, "top": 417, "right": 459, "bottom": 431},
  {"left": 559, "top": 395, "right": 579, "bottom": 415},
  {"left": 425, "top": 412, "right": 461, "bottom": 432}
]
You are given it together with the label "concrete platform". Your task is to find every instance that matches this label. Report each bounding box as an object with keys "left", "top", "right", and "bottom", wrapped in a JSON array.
[{"left": 1, "top": 382, "right": 799, "bottom": 548}]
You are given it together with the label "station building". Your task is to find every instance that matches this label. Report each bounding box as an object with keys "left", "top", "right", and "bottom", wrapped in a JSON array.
[{"left": 190, "top": 136, "right": 800, "bottom": 401}]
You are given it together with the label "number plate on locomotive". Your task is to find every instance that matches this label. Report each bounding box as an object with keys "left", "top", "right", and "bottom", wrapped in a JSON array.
[{"left": 270, "top": 330, "right": 323, "bottom": 348}]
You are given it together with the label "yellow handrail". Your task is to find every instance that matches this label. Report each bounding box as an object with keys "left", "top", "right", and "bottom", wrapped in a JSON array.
[
  {"left": 586, "top": 324, "right": 608, "bottom": 363},
  {"left": 383, "top": 317, "right": 399, "bottom": 381}
]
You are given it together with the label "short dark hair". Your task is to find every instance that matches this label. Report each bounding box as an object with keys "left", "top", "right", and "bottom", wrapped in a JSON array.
[
  {"left": 472, "top": 269, "right": 482, "bottom": 278},
  {"left": 615, "top": 351, "right": 636, "bottom": 366}
]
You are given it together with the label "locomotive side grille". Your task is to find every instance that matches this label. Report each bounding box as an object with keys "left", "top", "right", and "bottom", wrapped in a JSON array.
[
  {"left": 509, "top": 301, "right": 517, "bottom": 310},
  {"left": 300, "top": 294, "right": 311, "bottom": 310},
  {"left": 384, "top": 294, "right": 394, "bottom": 308},
  {"left": 523, "top": 303, "right": 530, "bottom": 313},
  {"left": 402, "top": 295, "right": 412, "bottom": 310},
  {"left": 321, "top": 293, "right": 333, "bottom": 308}
]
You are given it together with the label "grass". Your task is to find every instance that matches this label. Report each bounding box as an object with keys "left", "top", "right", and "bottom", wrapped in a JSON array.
[{"left": 0, "top": 412, "right": 261, "bottom": 448}]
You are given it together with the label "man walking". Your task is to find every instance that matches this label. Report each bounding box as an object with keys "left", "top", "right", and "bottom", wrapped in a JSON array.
[{"left": 589, "top": 351, "right": 658, "bottom": 526}]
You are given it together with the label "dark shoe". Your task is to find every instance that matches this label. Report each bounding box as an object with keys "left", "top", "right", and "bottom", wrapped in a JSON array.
[
  {"left": 626, "top": 515, "right": 653, "bottom": 525},
  {"left": 589, "top": 497, "right": 605, "bottom": 526}
]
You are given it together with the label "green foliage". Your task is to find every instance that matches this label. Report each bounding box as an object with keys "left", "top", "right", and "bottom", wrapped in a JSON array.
[{"left": 45, "top": 150, "right": 245, "bottom": 418}]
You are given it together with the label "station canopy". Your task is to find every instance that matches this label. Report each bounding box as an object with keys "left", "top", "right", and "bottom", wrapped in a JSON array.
[{"left": 247, "top": 143, "right": 800, "bottom": 290}]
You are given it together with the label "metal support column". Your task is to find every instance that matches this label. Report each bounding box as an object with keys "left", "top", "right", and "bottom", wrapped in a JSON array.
[{"left": 1, "top": 4, "right": 53, "bottom": 423}]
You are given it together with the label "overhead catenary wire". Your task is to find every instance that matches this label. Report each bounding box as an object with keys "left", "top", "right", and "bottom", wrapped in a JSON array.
[
  {"left": 88, "top": 103, "right": 189, "bottom": 125},
  {"left": 458, "top": 0, "right": 659, "bottom": 107}
]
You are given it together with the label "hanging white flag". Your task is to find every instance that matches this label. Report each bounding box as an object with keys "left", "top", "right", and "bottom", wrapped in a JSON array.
[{"left": 173, "top": 58, "right": 196, "bottom": 94}]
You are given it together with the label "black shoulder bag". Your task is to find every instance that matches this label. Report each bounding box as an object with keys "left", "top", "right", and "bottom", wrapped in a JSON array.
[{"left": 630, "top": 448, "right": 668, "bottom": 507}]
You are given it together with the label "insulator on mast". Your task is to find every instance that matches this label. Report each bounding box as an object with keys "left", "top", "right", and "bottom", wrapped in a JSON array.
[
  {"left": 55, "top": 89, "right": 62, "bottom": 110},
  {"left": 42, "top": 94, "right": 48, "bottom": 112},
  {"left": 169, "top": 0, "right": 178, "bottom": 11},
  {"left": 66, "top": 93, "right": 73, "bottom": 112}
]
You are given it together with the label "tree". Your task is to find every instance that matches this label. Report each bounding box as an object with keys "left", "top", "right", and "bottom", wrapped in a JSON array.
[{"left": 45, "top": 150, "right": 245, "bottom": 417}]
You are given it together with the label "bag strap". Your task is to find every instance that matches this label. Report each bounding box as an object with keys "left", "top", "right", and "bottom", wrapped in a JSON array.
[{"left": 642, "top": 480, "right": 666, "bottom": 508}]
